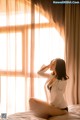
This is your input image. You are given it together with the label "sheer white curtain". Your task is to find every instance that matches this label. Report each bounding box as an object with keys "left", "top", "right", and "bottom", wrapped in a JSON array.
[{"left": 0, "top": 0, "right": 65, "bottom": 115}]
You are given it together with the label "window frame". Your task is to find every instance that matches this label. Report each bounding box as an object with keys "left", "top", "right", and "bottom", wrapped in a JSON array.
[
  {"left": 0, "top": 23, "right": 54, "bottom": 76},
  {"left": 0, "top": 26, "right": 24, "bottom": 76}
]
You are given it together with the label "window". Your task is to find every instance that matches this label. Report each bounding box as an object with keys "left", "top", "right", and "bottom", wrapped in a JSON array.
[
  {"left": 0, "top": 0, "right": 65, "bottom": 115},
  {"left": 0, "top": 31, "right": 22, "bottom": 72}
]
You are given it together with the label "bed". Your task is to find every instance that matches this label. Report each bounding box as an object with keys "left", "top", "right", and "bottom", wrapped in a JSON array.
[{"left": 8, "top": 104, "right": 80, "bottom": 120}]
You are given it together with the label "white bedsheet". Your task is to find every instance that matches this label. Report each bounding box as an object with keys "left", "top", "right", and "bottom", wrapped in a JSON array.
[
  {"left": 8, "top": 111, "right": 46, "bottom": 120},
  {"left": 8, "top": 105, "right": 80, "bottom": 120}
]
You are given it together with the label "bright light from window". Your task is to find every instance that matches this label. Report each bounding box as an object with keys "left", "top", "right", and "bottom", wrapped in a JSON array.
[
  {"left": 1, "top": 76, "right": 25, "bottom": 114},
  {"left": 34, "top": 27, "right": 64, "bottom": 73},
  {"left": 0, "top": 12, "right": 49, "bottom": 26},
  {"left": 33, "top": 28, "right": 64, "bottom": 100},
  {"left": 0, "top": 1, "right": 65, "bottom": 114},
  {"left": 0, "top": 32, "right": 22, "bottom": 71}
]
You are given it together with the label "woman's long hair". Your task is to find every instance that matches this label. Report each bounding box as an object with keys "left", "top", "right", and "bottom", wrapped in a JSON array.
[{"left": 55, "top": 58, "right": 69, "bottom": 80}]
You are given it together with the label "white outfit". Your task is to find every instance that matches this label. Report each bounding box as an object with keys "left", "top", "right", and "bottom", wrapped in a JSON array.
[
  {"left": 46, "top": 76, "right": 67, "bottom": 109},
  {"left": 38, "top": 64, "right": 67, "bottom": 109}
]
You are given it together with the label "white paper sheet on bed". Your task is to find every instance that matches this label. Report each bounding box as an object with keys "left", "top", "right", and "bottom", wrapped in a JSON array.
[{"left": 8, "top": 105, "right": 80, "bottom": 120}]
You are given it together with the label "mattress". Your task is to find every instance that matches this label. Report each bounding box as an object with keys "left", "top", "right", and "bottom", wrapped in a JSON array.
[{"left": 8, "top": 104, "right": 80, "bottom": 120}]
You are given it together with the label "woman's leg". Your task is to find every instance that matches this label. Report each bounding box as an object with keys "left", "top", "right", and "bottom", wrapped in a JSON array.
[
  {"left": 29, "top": 98, "right": 50, "bottom": 118},
  {"left": 29, "top": 98, "right": 68, "bottom": 118}
]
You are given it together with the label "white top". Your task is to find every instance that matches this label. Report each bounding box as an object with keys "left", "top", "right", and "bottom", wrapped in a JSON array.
[{"left": 46, "top": 76, "right": 67, "bottom": 108}]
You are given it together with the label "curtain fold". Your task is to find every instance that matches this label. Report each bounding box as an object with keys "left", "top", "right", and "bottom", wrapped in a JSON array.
[
  {"left": 65, "top": 5, "right": 80, "bottom": 105},
  {"left": 32, "top": 0, "right": 65, "bottom": 37},
  {"left": 32, "top": 0, "right": 65, "bottom": 24}
]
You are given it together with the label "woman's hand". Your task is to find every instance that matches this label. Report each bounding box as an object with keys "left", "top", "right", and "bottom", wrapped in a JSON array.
[
  {"left": 37, "top": 64, "right": 50, "bottom": 78},
  {"left": 40, "top": 64, "right": 50, "bottom": 71},
  {"left": 49, "top": 60, "right": 56, "bottom": 71}
]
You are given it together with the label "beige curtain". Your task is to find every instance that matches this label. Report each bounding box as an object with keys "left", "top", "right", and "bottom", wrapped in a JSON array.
[
  {"left": 65, "top": 5, "right": 80, "bottom": 105},
  {"left": 0, "top": 0, "right": 65, "bottom": 115},
  {"left": 32, "top": 0, "right": 65, "bottom": 38}
]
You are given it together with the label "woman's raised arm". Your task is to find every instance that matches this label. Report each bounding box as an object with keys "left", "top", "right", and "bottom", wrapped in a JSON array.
[{"left": 37, "top": 64, "right": 50, "bottom": 78}]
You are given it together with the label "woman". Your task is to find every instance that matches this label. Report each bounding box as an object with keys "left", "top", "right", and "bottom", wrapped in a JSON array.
[{"left": 29, "top": 58, "right": 69, "bottom": 119}]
